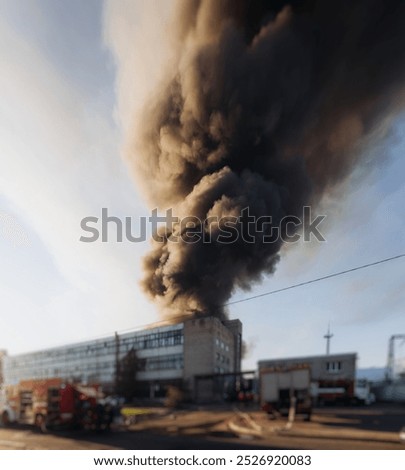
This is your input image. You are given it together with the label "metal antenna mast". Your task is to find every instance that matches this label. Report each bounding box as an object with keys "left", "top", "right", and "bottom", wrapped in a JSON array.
[{"left": 324, "top": 324, "right": 333, "bottom": 355}]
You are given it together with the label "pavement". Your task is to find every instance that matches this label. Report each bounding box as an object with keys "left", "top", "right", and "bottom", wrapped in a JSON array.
[{"left": 0, "top": 404, "right": 404, "bottom": 450}]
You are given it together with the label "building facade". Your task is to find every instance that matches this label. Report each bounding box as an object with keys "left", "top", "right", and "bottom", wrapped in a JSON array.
[
  {"left": 259, "top": 353, "right": 356, "bottom": 382},
  {"left": 258, "top": 353, "right": 357, "bottom": 403},
  {"left": 1, "top": 317, "right": 242, "bottom": 399}
]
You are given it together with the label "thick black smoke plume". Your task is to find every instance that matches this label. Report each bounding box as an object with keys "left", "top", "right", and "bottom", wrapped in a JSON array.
[{"left": 130, "top": 0, "right": 405, "bottom": 318}]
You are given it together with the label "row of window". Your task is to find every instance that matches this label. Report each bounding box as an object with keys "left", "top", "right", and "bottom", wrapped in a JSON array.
[
  {"left": 261, "top": 360, "right": 346, "bottom": 374},
  {"left": 5, "top": 330, "right": 185, "bottom": 374},
  {"left": 121, "top": 330, "right": 184, "bottom": 350},
  {"left": 6, "top": 352, "right": 186, "bottom": 382},
  {"left": 5, "top": 355, "right": 115, "bottom": 371},
  {"left": 215, "top": 338, "right": 230, "bottom": 352},
  {"left": 216, "top": 352, "right": 230, "bottom": 365},
  {"left": 144, "top": 354, "right": 184, "bottom": 371},
  {"left": 5, "top": 362, "right": 115, "bottom": 380},
  {"left": 326, "top": 361, "right": 342, "bottom": 372}
]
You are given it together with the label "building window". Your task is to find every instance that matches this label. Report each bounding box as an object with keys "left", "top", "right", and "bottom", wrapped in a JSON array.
[
  {"left": 144, "top": 354, "right": 184, "bottom": 371},
  {"left": 131, "top": 330, "right": 184, "bottom": 350},
  {"left": 326, "top": 361, "right": 342, "bottom": 373}
]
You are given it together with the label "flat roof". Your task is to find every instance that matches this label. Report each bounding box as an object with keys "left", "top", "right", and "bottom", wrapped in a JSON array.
[
  {"left": 258, "top": 352, "right": 357, "bottom": 366},
  {"left": 2, "top": 321, "right": 185, "bottom": 359}
]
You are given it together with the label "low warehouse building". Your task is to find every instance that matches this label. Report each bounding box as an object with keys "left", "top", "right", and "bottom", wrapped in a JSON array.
[{"left": 259, "top": 353, "right": 357, "bottom": 404}]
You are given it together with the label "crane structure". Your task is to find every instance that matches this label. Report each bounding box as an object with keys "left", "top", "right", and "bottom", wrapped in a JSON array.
[{"left": 386, "top": 334, "right": 405, "bottom": 382}]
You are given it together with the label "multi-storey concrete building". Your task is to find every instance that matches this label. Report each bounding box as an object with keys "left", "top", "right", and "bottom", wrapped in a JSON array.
[{"left": 1, "top": 317, "right": 242, "bottom": 399}]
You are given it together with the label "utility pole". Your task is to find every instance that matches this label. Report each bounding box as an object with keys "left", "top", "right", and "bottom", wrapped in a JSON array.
[
  {"left": 115, "top": 331, "right": 120, "bottom": 393},
  {"left": 386, "top": 334, "right": 405, "bottom": 382},
  {"left": 324, "top": 324, "right": 333, "bottom": 355}
]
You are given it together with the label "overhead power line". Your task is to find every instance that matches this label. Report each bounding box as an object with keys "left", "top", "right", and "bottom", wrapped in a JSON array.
[
  {"left": 224, "top": 253, "right": 405, "bottom": 307},
  {"left": 21, "top": 253, "right": 404, "bottom": 354}
]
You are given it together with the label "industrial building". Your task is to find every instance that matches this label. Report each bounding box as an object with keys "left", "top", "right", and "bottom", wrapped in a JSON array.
[
  {"left": 0, "top": 316, "right": 242, "bottom": 400},
  {"left": 259, "top": 353, "right": 357, "bottom": 381},
  {"left": 259, "top": 353, "right": 357, "bottom": 403}
]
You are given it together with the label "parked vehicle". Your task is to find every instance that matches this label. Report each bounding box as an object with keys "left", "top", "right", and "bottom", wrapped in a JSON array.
[
  {"left": 353, "top": 379, "right": 376, "bottom": 405},
  {"left": 260, "top": 366, "right": 312, "bottom": 420}
]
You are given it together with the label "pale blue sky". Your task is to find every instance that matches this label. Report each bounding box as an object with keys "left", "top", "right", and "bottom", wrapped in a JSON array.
[{"left": 0, "top": 0, "right": 404, "bottom": 374}]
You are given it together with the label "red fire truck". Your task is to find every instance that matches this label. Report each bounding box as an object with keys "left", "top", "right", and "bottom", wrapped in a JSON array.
[{"left": 0, "top": 378, "right": 112, "bottom": 431}]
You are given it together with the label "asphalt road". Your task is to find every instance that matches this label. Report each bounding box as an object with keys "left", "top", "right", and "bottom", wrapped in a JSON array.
[{"left": 0, "top": 404, "right": 404, "bottom": 450}]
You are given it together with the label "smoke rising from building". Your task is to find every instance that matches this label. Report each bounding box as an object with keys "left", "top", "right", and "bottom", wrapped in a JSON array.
[{"left": 125, "top": 0, "right": 405, "bottom": 318}]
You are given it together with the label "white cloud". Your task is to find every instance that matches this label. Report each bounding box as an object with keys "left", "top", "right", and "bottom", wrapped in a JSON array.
[
  {"left": 0, "top": 211, "right": 31, "bottom": 247},
  {"left": 0, "top": 11, "right": 157, "bottom": 353}
]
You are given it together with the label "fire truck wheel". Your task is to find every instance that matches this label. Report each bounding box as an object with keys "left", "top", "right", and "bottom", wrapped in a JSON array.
[
  {"left": 34, "top": 414, "right": 47, "bottom": 433},
  {"left": 1, "top": 410, "right": 10, "bottom": 426}
]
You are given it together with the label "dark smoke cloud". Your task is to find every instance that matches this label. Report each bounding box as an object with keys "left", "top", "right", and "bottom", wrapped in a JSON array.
[{"left": 129, "top": 0, "right": 405, "bottom": 318}]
